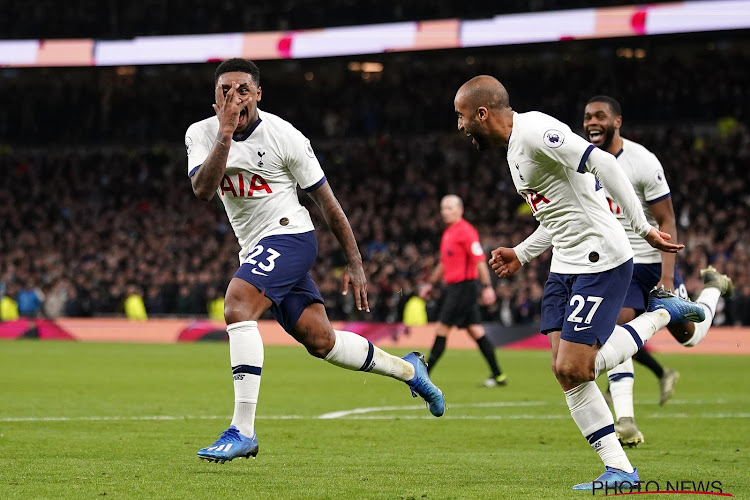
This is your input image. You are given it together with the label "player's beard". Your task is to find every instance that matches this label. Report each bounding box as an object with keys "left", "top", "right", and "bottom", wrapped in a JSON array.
[
  {"left": 599, "top": 125, "right": 616, "bottom": 151},
  {"left": 472, "top": 135, "right": 489, "bottom": 151},
  {"left": 467, "top": 129, "right": 490, "bottom": 151}
]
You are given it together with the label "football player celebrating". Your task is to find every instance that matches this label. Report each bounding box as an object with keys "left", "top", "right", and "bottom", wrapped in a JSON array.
[
  {"left": 186, "top": 59, "right": 444, "bottom": 463},
  {"left": 453, "top": 75, "right": 705, "bottom": 490}
]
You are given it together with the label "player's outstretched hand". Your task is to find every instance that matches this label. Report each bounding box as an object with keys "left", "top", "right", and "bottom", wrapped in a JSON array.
[
  {"left": 489, "top": 247, "right": 521, "bottom": 278},
  {"left": 645, "top": 227, "right": 684, "bottom": 253},
  {"left": 342, "top": 262, "right": 370, "bottom": 312},
  {"left": 213, "top": 81, "right": 242, "bottom": 135}
]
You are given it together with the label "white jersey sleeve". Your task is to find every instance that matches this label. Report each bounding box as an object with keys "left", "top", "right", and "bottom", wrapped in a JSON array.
[
  {"left": 637, "top": 149, "right": 670, "bottom": 203},
  {"left": 513, "top": 225, "right": 552, "bottom": 266},
  {"left": 585, "top": 147, "right": 652, "bottom": 238},
  {"left": 280, "top": 128, "right": 325, "bottom": 191},
  {"left": 532, "top": 121, "right": 597, "bottom": 174},
  {"left": 601, "top": 138, "right": 671, "bottom": 264},
  {"left": 185, "top": 121, "right": 213, "bottom": 177}
]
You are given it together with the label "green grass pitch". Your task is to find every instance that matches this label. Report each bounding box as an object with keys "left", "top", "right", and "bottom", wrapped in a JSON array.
[{"left": 1, "top": 340, "right": 748, "bottom": 499}]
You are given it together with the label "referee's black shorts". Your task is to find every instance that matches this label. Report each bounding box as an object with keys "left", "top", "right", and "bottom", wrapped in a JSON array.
[{"left": 438, "top": 280, "right": 482, "bottom": 328}]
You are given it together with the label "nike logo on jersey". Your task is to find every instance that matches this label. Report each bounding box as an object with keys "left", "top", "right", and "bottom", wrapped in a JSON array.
[
  {"left": 573, "top": 324, "right": 593, "bottom": 331},
  {"left": 251, "top": 269, "right": 268, "bottom": 276}
]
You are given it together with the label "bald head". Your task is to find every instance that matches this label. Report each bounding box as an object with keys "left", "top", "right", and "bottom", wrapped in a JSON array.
[
  {"left": 456, "top": 75, "right": 510, "bottom": 111},
  {"left": 441, "top": 194, "right": 463, "bottom": 209},
  {"left": 440, "top": 194, "right": 464, "bottom": 225}
]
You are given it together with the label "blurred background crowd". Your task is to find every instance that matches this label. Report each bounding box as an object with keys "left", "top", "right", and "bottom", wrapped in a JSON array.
[{"left": 1, "top": 2, "right": 749, "bottom": 326}]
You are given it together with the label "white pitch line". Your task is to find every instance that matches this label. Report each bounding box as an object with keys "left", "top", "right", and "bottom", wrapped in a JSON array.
[
  {"left": 2, "top": 407, "right": 748, "bottom": 423},
  {"left": 0, "top": 415, "right": 300, "bottom": 422},
  {"left": 318, "top": 400, "right": 547, "bottom": 419},
  {"left": 338, "top": 412, "right": 750, "bottom": 420},
  {"left": 3, "top": 399, "right": 725, "bottom": 422}
]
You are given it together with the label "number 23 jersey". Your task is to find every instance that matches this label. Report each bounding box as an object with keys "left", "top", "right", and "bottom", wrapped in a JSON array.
[{"left": 186, "top": 109, "right": 326, "bottom": 264}]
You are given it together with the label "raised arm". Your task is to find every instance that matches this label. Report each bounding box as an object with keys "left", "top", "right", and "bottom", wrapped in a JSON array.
[
  {"left": 585, "top": 147, "right": 682, "bottom": 253},
  {"left": 191, "top": 82, "right": 242, "bottom": 201},
  {"left": 306, "top": 181, "right": 369, "bottom": 312}
]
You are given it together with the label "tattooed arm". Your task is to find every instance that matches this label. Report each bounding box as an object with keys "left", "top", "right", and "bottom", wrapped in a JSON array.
[
  {"left": 191, "top": 82, "right": 241, "bottom": 201},
  {"left": 307, "top": 181, "right": 369, "bottom": 312}
]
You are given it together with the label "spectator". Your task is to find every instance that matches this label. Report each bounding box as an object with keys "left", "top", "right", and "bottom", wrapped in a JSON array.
[
  {"left": 16, "top": 284, "right": 44, "bottom": 318},
  {"left": 1, "top": 284, "right": 20, "bottom": 321},
  {"left": 124, "top": 285, "right": 148, "bottom": 321}
]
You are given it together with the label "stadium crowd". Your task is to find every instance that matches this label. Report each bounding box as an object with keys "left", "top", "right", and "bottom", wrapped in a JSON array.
[
  {"left": 2, "top": 36, "right": 747, "bottom": 148},
  {"left": 1, "top": 121, "right": 749, "bottom": 325},
  {"left": 1, "top": 35, "right": 748, "bottom": 326}
]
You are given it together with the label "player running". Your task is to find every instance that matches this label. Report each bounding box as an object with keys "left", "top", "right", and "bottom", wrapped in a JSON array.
[
  {"left": 453, "top": 75, "right": 705, "bottom": 491},
  {"left": 186, "top": 59, "right": 444, "bottom": 463},
  {"left": 583, "top": 96, "right": 734, "bottom": 446}
]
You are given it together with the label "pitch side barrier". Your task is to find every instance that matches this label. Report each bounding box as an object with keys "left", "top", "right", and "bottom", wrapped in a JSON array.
[{"left": 0, "top": 318, "right": 748, "bottom": 354}]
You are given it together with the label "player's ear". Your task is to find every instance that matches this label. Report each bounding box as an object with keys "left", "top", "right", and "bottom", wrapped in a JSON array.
[
  {"left": 477, "top": 106, "right": 488, "bottom": 120},
  {"left": 256, "top": 86, "right": 262, "bottom": 102},
  {"left": 614, "top": 115, "right": 622, "bottom": 129}
]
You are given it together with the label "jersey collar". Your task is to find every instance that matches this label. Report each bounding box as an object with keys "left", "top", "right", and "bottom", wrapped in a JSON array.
[{"left": 232, "top": 117, "right": 262, "bottom": 142}]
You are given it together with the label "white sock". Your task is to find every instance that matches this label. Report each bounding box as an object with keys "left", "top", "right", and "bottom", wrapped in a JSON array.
[
  {"left": 607, "top": 358, "right": 635, "bottom": 420},
  {"left": 595, "top": 310, "right": 669, "bottom": 377},
  {"left": 683, "top": 287, "right": 720, "bottom": 347},
  {"left": 565, "top": 382, "right": 633, "bottom": 473},
  {"left": 324, "top": 330, "right": 414, "bottom": 381},
  {"left": 228, "top": 320, "right": 263, "bottom": 438}
]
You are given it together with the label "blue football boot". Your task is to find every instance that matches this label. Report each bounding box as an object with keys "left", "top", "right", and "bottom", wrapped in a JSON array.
[
  {"left": 647, "top": 286, "right": 705, "bottom": 324},
  {"left": 197, "top": 426, "right": 258, "bottom": 463},
  {"left": 403, "top": 351, "right": 445, "bottom": 417},
  {"left": 572, "top": 466, "right": 639, "bottom": 491}
]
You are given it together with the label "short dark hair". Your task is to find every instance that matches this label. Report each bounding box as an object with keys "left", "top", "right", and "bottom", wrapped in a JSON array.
[
  {"left": 587, "top": 95, "right": 622, "bottom": 116},
  {"left": 214, "top": 58, "right": 261, "bottom": 86}
]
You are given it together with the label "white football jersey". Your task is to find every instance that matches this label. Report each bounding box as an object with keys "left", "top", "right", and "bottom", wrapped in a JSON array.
[
  {"left": 186, "top": 109, "right": 325, "bottom": 264},
  {"left": 506, "top": 111, "right": 634, "bottom": 274},
  {"left": 599, "top": 138, "right": 671, "bottom": 264}
]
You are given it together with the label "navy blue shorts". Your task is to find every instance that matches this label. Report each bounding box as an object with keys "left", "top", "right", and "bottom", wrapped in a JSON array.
[
  {"left": 234, "top": 231, "right": 324, "bottom": 334},
  {"left": 623, "top": 263, "right": 686, "bottom": 312},
  {"left": 540, "top": 259, "right": 633, "bottom": 345}
]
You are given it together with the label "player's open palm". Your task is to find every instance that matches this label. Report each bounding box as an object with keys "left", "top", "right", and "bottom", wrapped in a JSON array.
[
  {"left": 490, "top": 247, "right": 521, "bottom": 278},
  {"left": 342, "top": 262, "right": 370, "bottom": 312},
  {"left": 213, "top": 82, "right": 242, "bottom": 134},
  {"left": 645, "top": 227, "right": 684, "bottom": 254}
]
